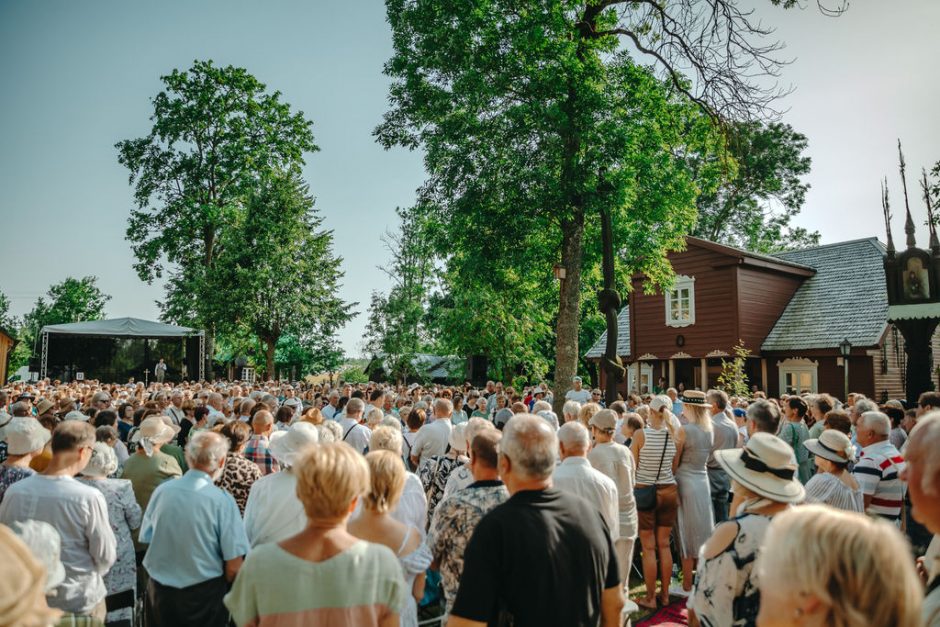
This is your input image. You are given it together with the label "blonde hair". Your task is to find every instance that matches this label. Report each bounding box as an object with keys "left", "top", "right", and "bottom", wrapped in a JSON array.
[
  {"left": 295, "top": 443, "right": 369, "bottom": 520},
  {"left": 366, "top": 407, "right": 384, "bottom": 429},
  {"left": 683, "top": 402, "right": 713, "bottom": 432},
  {"left": 578, "top": 402, "right": 601, "bottom": 428},
  {"left": 757, "top": 505, "right": 922, "bottom": 627},
  {"left": 369, "top": 425, "right": 403, "bottom": 455},
  {"left": 362, "top": 450, "right": 406, "bottom": 514}
]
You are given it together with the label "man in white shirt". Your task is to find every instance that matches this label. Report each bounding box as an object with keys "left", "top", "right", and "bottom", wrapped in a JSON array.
[
  {"left": 565, "top": 377, "right": 592, "bottom": 404},
  {"left": 338, "top": 398, "right": 372, "bottom": 454},
  {"left": 321, "top": 391, "right": 340, "bottom": 420},
  {"left": 553, "top": 421, "right": 619, "bottom": 538},
  {"left": 206, "top": 392, "right": 226, "bottom": 426},
  {"left": 164, "top": 390, "right": 185, "bottom": 426},
  {"left": 410, "top": 398, "right": 454, "bottom": 468},
  {"left": 0, "top": 421, "right": 116, "bottom": 621}
]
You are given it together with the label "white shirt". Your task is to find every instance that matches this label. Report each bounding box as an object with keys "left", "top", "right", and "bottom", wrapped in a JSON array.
[
  {"left": 0, "top": 475, "right": 116, "bottom": 613},
  {"left": 322, "top": 404, "right": 338, "bottom": 420},
  {"left": 442, "top": 463, "right": 474, "bottom": 499},
  {"left": 552, "top": 456, "right": 620, "bottom": 538},
  {"left": 164, "top": 405, "right": 184, "bottom": 426},
  {"left": 587, "top": 442, "right": 638, "bottom": 539},
  {"left": 338, "top": 417, "right": 372, "bottom": 454},
  {"left": 565, "top": 388, "right": 592, "bottom": 404},
  {"left": 244, "top": 470, "right": 305, "bottom": 547},
  {"left": 411, "top": 418, "right": 452, "bottom": 465}
]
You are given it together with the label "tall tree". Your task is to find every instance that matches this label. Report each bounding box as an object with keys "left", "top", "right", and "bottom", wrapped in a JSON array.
[
  {"left": 378, "top": 2, "right": 765, "bottom": 405},
  {"left": 116, "top": 60, "right": 317, "bottom": 377},
  {"left": 0, "top": 291, "right": 16, "bottom": 330},
  {"left": 22, "top": 277, "right": 111, "bottom": 360},
  {"left": 694, "top": 121, "right": 817, "bottom": 252},
  {"left": 208, "top": 172, "right": 352, "bottom": 379}
]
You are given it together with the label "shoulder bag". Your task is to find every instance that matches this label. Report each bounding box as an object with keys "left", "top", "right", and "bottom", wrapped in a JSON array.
[{"left": 634, "top": 430, "right": 669, "bottom": 512}]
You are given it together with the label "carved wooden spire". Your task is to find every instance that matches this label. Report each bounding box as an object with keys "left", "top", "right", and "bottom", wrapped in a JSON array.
[
  {"left": 923, "top": 168, "right": 940, "bottom": 254},
  {"left": 883, "top": 178, "right": 895, "bottom": 256},
  {"left": 899, "top": 140, "right": 916, "bottom": 248}
]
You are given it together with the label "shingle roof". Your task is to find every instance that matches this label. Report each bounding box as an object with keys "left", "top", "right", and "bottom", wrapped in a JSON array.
[
  {"left": 585, "top": 307, "right": 630, "bottom": 359},
  {"left": 762, "top": 238, "right": 887, "bottom": 351}
]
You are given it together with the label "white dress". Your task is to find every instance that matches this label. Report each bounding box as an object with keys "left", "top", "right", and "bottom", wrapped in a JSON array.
[{"left": 397, "top": 527, "right": 432, "bottom": 627}]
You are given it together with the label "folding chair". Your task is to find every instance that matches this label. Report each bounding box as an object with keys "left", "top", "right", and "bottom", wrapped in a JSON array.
[{"left": 104, "top": 589, "right": 136, "bottom": 627}]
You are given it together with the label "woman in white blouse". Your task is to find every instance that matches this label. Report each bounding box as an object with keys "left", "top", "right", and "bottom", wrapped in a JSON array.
[{"left": 802, "top": 429, "right": 863, "bottom": 512}]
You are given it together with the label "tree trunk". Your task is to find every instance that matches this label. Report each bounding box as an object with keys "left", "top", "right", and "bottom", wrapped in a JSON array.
[
  {"left": 264, "top": 337, "right": 277, "bottom": 381},
  {"left": 553, "top": 215, "right": 585, "bottom": 415},
  {"left": 204, "top": 328, "right": 215, "bottom": 382}
]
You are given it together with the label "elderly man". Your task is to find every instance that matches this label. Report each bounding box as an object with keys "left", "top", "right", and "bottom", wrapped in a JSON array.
[
  {"left": 745, "top": 398, "right": 781, "bottom": 436},
  {"left": 565, "top": 376, "right": 592, "bottom": 404},
  {"left": 165, "top": 389, "right": 185, "bottom": 426},
  {"left": 0, "top": 421, "right": 116, "bottom": 621},
  {"left": 706, "top": 389, "right": 739, "bottom": 523},
  {"left": 587, "top": 409, "right": 638, "bottom": 593},
  {"left": 205, "top": 392, "right": 226, "bottom": 426},
  {"left": 899, "top": 413, "right": 940, "bottom": 627},
  {"left": 411, "top": 398, "right": 454, "bottom": 468},
  {"left": 429, "top": 429, "right": 508, "bottom": 618},
  {"left": 554, "top": 421, "right": 619, "bottom": 537},
  {"left": 322, "top": 390, "right": 341, "bottom": 420},
  {"left": 243, "top": 410, "right": 279, "bottom": 475},
  {"left": 142, "top": 431, "right": 250, "bottom": 627},
  {"left": 449, "top": 414, "right": 623, "bottom": 627},
  {"left": 442, "top": 417, "right": 496, "bottom": 498},
  {"left": 338, "top": 397, "right": 372, "bottom": 453},
  {"left": 90, "top": 390, "right": 112, "bottom": 413},
  {"left": 854, "top": 411, "right": 906, "bottom": 521}
]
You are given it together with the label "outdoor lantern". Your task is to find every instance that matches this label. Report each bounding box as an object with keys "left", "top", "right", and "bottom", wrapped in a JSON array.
[{"left": 839, "top": 338, "right": 852, "bottom": 358}]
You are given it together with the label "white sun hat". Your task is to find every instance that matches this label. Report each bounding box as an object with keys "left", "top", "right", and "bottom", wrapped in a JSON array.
[
  {"left": 715, "top": 432, "right": 805, "bottom": 503},
  {"left": 269, "top": 422, "right": 319, "bottom": 467},
  {"left": 4, "top": 417, "right": 51, "bottom": 455}
]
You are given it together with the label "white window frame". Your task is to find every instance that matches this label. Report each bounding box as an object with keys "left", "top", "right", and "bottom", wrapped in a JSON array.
[
  {"left": 777, "top": 358, "right": 818, "bottom": 395},
  {"left": 629, "top": 363, "right": 655, "bottom": 395},
  {"left": 665, "top": 275, "right": 696, "bottom": 328}
]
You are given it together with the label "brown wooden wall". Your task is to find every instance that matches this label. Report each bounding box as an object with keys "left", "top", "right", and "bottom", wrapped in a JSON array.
[
  {"left": 872, "top": 324, "right": 940, "bottom": 402},
  {"left": 736, "top": 267, "right": 804, "bottom": 353},
  {"left": 765, "top": 354, "right": 875, "bottom": 399},
  {"left": 630, "top": 245, "right": 738, "bottom": 359}
]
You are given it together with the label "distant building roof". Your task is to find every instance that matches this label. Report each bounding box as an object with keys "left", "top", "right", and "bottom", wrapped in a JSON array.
[
  {"left": 585, "top": 307, "right": 630, "bottom": 359},
  {"left": 41, "top": 317, "right": 202, "bottom": 338},
  {"left": 366, "top": 352, "right": 462, "bottom": 381},
  {"left": 762, "top": 238, "right": 887, "bottom": 351}
]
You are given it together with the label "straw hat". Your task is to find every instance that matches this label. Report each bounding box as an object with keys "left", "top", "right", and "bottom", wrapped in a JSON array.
[
  {"left": 681, "top": 390, "right": 707, "bottom": 405},
  {"left": 131, "top": 416, "right": 180, "bottom": 445},
  {"left": 268, "top": 422, "right": 319, "bottom": 467},
  {"left": 0, "top": 524, "right": 62, "bottom": 626},
  {"left": 34, "top": 399, "right": 55, "bottom": 416},
  {"left": 804, "top": 429, "right": 857, "bottom": 464},
  {"left": 715, "top": 432, "right": 805, "bottom": 503},
  {"left": 4, "top": 418, "right": 51, "bottom": 455}
]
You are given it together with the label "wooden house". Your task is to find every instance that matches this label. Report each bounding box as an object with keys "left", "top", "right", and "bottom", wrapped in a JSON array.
[
  {"left": 586, "top": 236, "right": 929, "bottom": 401},
  {"left": 0, "top": 327, "right": 15, "bottom": 383}
]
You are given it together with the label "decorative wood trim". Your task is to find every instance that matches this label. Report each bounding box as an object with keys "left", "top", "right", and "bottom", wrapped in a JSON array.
[
  {"left": 637, "top": 353, "right": 659, "bottom": 361},
  {"left": 670, "top": 351, "right": 692, "bottom": 359},
  {"left": 705, "top": 350, "right": 730, "bottom": 358}
]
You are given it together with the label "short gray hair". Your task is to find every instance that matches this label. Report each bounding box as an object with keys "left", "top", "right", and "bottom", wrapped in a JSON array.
[
  {"left": 562, "top": 400, "right": 581, "bottom": 419},
  {"left": 859, "top": 411, "right": 890, "bottom": 436},
  {"left": 82, "top": 442, "right": 118, "bottom": 477},
  {"left": 186, "top": 431, "right": 230, "bottom": 469},
  {"left": 531, "top": 400, "right": 552, "bottom": 414},
  {"left": 379, "top": 415, "right": 402, "bottom": 430},
  {"left": 346, "top": 398, "right": 365, "bottom": 416},
  {"left": 557, "top": 421, "right": 590, "bottom": 453},
  {"left": 370, "top": 425, "right": 403, "bottom": 455},
  {"left": 317, "top": 421, "right": 342, "bottom": 443},
  {"left": 433, "top": 398, "right": 454, "bottom": 417},
  {"left": 500, "top": 414, "right": 557, "bottom": 480},
  {"left": 464, "top": 417, "right": 494, "bottom": 449},
  {"left": 853, "top": 398, "right": 879, "bottom": 416}
]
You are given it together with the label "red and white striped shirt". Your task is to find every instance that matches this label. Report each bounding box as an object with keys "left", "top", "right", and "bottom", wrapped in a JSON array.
[{"left": 853, "top": 440, "right": 906, "bottom": 519}]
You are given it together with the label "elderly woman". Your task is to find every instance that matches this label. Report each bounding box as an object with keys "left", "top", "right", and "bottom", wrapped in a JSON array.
[
  {"left": 688, "top": 433, "right": 805, "bottom": 627},
  {"left": 78, "top": 443, "right": 142, "bottom": 626},
  {"left": 803, "top": 429, "right": 863, "bottom": 512},
  {"left": 225, "top": 443, "right": 407, "bottom": 626},
  {"left": 315, "top": 420, "right": 342, "bottom": 444},
  {"left": 401, "top": 408, "right": 424, "bottom": 470},
  {"left": 562, "top": 400, "right": 581, "bottom": 426},
  {"left": 780, "top": 397, "right": 813, "bottom": 483},
  {"left": 807, "top": 394, "right": 834, "bottom": 439},
  {"left": 418, "top": 423, "right": 469, "bottom": 523},
  {"left": 577, "top": 402, "right": 602, "bottom": 428},
  {"left": 216, "top": 421, "right": 264, "bottom": 515},
  {"left": 0, "top": 418, "right": 50, "bottom": 503},
  {"left": 756, "top": 505, "right": 922, "bottom": 627},
  {"left": 243, "top": 422, "right": 319, "bottom": 547},
  {"left": 121, "top": 417, "right": 183, "bottom": 522},
  {"left": 349, "top": 450, "right": 431, "bottom": 627}
]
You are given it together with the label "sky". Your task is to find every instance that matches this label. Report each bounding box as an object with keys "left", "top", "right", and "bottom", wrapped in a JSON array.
[{"left": 1, "top": 0, "right": 938, "bottom": 357}]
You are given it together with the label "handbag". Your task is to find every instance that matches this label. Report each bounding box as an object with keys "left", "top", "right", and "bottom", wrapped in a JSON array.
[{"left": 634, "top": 430, "right": 669, "bottom": 512}]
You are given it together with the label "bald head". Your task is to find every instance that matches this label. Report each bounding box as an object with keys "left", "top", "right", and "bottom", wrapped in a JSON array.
[
  {"left": 252, "top": 410, "right": 274, "bottom": 434},
  {"left": 500, "top": 414, "right": 557, "bottom": 480}
]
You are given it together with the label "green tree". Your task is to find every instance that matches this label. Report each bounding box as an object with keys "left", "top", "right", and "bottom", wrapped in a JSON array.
[
  {"left": 208, "top": 172, "right": 352, "bottom": 379},
  {"left": 378, "top": 2, "right": 757, "bottom": 406},
  {"left": 718, "top": 340, "right": 752, "bottom": 398},
  {"left": 116, "top": 60, "right": 317, "bottom": 376},
  {"left": 0, "top": 291, "right": 16, "bottom": 330},
  {"left": 22, "top": 277, "right": 111, "bottom": 361},
  {"left": 694, "top": 121, "right": 817, "bottom": 253}
]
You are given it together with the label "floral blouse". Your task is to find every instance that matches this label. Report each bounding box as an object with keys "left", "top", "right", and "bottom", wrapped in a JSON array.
[{"left": 418, "top": 453, "right": 468, "bottom": 522}]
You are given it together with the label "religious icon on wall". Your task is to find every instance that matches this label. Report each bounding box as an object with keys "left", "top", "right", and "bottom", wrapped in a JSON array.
[{"left": 903, "top": 257, "right": 929, "bottom": 300}]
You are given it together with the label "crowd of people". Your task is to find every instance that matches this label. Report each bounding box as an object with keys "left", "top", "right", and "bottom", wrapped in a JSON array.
[{"left": 0, "top": 375, "right": 937, "bottom": 627}]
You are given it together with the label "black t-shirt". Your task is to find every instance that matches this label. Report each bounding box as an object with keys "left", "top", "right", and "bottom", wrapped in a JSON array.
[{"left": 451, "top": 487, "right": 619, "bottom": 627}]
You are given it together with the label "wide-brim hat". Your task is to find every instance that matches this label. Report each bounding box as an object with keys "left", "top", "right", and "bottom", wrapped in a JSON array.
[
  {"left": 269, "top": 422, "right": 319, "bottom": 467},
  {"left": 715, "top": 432, "right": 805, "bottom": 503},
  {"left": 804, "top": 429, "right": 856, "bottom": 464},
  {"left": 35, "top": 399, "right": 54, "bottom": 416},
  {"left": 5, "top": 417, "right": 51, "bottom": 455},
  {"left": 9, "top": 520, "right": 66, "bottom": 592},
  {"left": 0, "top": 525, "right": 61, "bottom": 626},
  {"left": 131, "top": 416, "right": 180, "bottom": 444}
]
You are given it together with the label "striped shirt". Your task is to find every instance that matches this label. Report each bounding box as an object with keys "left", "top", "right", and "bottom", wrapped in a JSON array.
[
  {"left": 853, "top": 440, "right": 906, "bottom": 519},
  {"left": 635, "top": 427, "right": 677, "bottom": 485}
]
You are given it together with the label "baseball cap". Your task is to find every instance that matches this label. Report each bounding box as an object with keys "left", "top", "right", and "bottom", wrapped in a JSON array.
[{"left": 588, "top": 409, "right": 617, "bottom": 430}]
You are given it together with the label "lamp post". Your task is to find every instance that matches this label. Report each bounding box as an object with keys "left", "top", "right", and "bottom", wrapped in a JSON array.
[{"left": 839, "top": 338, "right": 852, "bottom": 402}]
